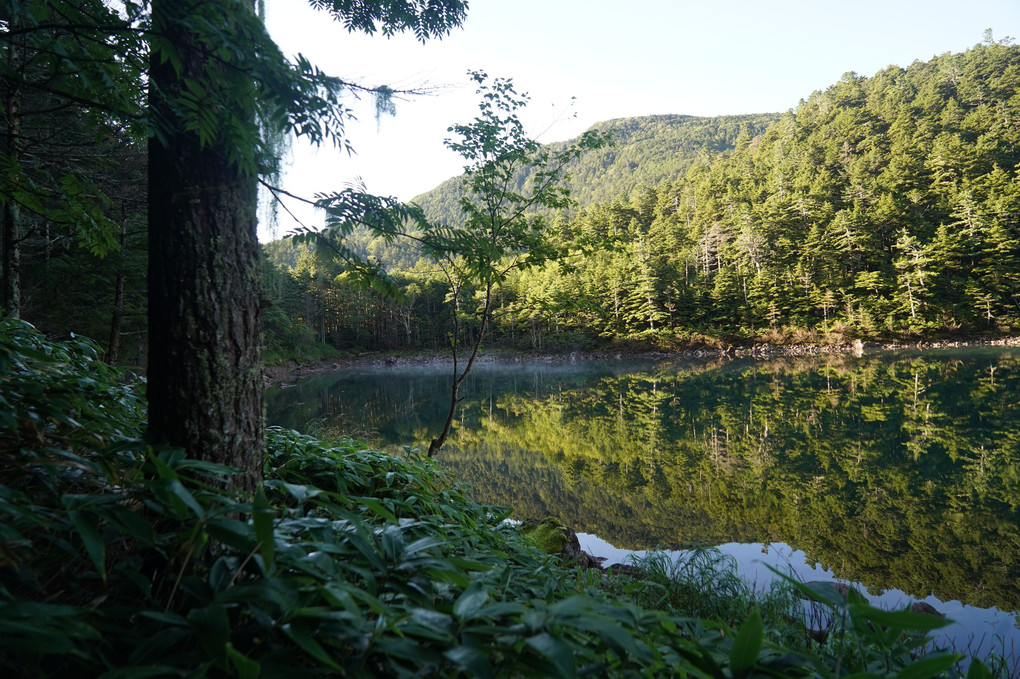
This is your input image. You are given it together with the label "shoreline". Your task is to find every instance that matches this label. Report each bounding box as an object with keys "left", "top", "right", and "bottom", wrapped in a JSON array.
[{"left": 264, "top": 335, "right": 1020, "bottom": 386}]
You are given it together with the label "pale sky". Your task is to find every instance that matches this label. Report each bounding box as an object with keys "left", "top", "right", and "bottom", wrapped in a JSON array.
[{"left": 261, "top": 0, "right": 1020, "bottom": 241}]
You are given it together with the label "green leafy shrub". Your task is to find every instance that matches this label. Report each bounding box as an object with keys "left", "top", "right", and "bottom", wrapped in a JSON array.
[{"left": 0, "top": 318, "right": 998, "bottom": 677}]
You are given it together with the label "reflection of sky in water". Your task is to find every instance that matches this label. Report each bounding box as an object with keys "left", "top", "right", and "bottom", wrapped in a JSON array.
[
  {"left": 578, "top": 534, "right": 1020, "bottom": 664},
  {"left": 269, "top": 354, "right": 1020, "bottom": 668}
]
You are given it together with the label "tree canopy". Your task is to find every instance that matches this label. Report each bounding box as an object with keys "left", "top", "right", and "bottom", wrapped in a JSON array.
[{"left": 263, "top": 39, "right": 1020, "bottom": 357}]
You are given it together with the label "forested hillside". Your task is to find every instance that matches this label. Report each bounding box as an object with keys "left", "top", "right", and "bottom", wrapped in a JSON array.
[
  {"left": 303, "top": 113, "right": 777, "bottom": 274},
  {"left": 263, "top": 39, "right": 1020, "bottom": 357},
  {"left": 15, "top": 35, "right": 1017, "bottom": 361},
  {"left": 413, "top": 113, "right": 780, "bottom": 229}
]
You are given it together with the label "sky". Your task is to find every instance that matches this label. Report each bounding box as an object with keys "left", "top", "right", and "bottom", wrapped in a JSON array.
[{"left": 261, "top": 0, "right": 1020, "bottom": 241}]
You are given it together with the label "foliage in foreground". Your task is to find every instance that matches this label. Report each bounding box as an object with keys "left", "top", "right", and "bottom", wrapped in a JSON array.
[{"left": 0, "top": 319, "right": 1000, "bottom": 677}]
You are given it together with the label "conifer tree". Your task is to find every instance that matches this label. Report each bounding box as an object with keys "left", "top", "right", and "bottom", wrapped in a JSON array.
[{"left": 146, "top": 0, "right": 468, "bottom": 489}]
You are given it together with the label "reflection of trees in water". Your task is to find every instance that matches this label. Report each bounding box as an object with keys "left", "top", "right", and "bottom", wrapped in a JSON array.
[
  {"left": 442, "top": 352, "right": 1020, "bottom": 611},
  {"left": 267, "top": 352, "right": 1020, "bottom": 611}
]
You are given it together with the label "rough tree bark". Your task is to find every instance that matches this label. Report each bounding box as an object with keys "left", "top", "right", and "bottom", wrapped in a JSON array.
[
  {"left": 1, "top": 13, "right": 21, "bottom": 319},
  {"left": 146, "top": 0, "right": 263, "bottom": 494}
]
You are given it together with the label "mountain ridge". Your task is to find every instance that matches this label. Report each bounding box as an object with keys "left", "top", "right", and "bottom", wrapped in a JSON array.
[{"left": 410, "top": 111, "right": 781, "bottom": 227}]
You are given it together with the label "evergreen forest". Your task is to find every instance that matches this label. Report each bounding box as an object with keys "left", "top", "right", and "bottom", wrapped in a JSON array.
[
  {"left": 9, "top": 33, "right": 1020, "bottom": 362},
  {"left": 3, "top": 1, "right": 1018, "bottom": 674},
  {"left": 262, "top": 39, "right": 1020, "bottom": 359}
]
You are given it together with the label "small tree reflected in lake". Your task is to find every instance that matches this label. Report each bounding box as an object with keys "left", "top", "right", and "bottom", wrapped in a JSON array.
[{"left": 268, "top": 348, "right": 1020, "bottom": 622}]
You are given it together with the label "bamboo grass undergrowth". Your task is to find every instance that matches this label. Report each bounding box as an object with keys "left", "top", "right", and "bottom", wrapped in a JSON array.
[{"left": 0, "top": 318, "right": 1006, "bottom": 677}]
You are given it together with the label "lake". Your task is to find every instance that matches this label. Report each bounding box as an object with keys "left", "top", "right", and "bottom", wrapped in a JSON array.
[{"left": 267, "top": 348, "right": 1020, "bottom": 663}]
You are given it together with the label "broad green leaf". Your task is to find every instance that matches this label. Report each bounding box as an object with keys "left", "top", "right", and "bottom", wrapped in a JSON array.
[
  {"left": 252, "top": 485, "right": 276, "bottom": 571},
  {"left": 895, "top": 654, "right": 965, "bottom": 679},
  {"left": 729, "top": 609, "right": 763, "bottom": 677},
  {"left": 206, "top": 518, "right": 257, "bottom": 553},
  {"left": 106, "top": 505, "right": 157, "bottom": 543},
  {"left": 802, "top": 581, "right": 850, "bottom": 608},
  {"left": 966, "top": 659, "right": 994, "bottom": 679},
  {"left": 404, "top": 535, "right": 446, "bottom": 556},
  {"left": 343, "top": 586, "right": 388, "bottom": 616},
  {"left": 187, "top": 605, "right": 230, "bottom": 663},
  {"left": 67, "top": 510, "right": 106, "bottom": 579},
  {"left": 270, "top": 480, "right": 323, "bottom": 502},
  {"left": 373, "top": 636, "right": 436, "bottom": 663},
  {"left": 281, "top": 623, "right": 342, "bottom": 671},
  {"left": 576, "top": 617, "right": 639, "bottom": 658},
  {"left": 209, "top": 556, "right": 236, "bottom": 593},
  {"left": 407, "top": 608, "right": 454, "bottom": 640},
  {"left": 444, "top": 556, "right": 492, "bottom": 571},
  {"left": 525, "top": 632, "right": 576, "bottom": 679},
  {"left": 473, "top": 602, "right": 527, "bottom": 619},
  {"left": 226, "top": 642, "right": 262, "bottom": 679},
  {"left": 444, "top": 645, "right": 493, "bottom": 679},
  {"left": 148, "top": 451, "right": 180, "bottom": 481},
  {"left": 169, "top": 480, "right": 204, "bottom": 517},
  {"left": 355, "top": 496, "right": 397, "bottom": 523},
  {"left": 848, "top": 604, "right": 953, "bottom": 632},
  {"left": 380, "top": 523, "right": 405, "bottom": 561},
  {"left": 453, "top": 581, "right": 490, "bottom": 621},
  {"left": 343, "top": 532, "right": 386, "bottom": 570},
  {"left": 548, "top": 596, "right": 593, "bottom": 618}
]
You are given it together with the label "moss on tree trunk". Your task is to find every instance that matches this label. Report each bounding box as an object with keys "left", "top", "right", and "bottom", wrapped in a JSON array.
[{"left": 146, "top": 0, "right": 263, "bottom": 494}]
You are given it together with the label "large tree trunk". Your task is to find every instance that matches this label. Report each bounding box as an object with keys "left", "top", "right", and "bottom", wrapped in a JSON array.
[
  {"left": 146, "top": 0, "right": 264, "bottom": 494},
  {"left": 0, "top": 197, "right": 19, "bottom": 319},
  {"left": 1, "top": 15, "right": 22, "bottom": 319}
]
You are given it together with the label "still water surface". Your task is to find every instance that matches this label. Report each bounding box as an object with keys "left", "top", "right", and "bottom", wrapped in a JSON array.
[{"left": 267, "top": 348, "right": 1020, "bottom": 661}]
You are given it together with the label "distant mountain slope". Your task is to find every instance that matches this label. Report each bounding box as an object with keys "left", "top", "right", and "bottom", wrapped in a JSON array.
[
  {"left": 263, "top": 112, "right": 780, "bottom": 272},
  {"left": 261, "top": 40, "right": 1020, "bottom": 358},
  {"left": 412, "top": 113, "right": 780, "bottom": 226}
]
